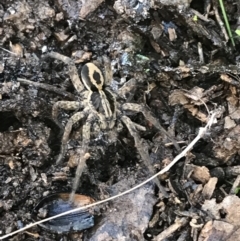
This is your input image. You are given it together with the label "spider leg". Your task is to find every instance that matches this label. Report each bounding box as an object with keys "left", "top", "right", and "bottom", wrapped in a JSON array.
[
  {"left": 56, "top": 110, "right": 88, "bottom": 164},
  {"left": 47, "top": 52, "right": 85, "bottom": 93},
  {"left": 121, "top": 115, "right": 168, "bottom": 196},
  {"left": 69, "top": 113, "right": 94, "bottom": 202},
  {"left": 117, "top": 78, "right": 137, "bottom": 99},
  {"left": 122, "top": 103, "right": 180, "bottom": 152},
  {"left": 52, "top": 100, "right": 82, "bottom": 128}
]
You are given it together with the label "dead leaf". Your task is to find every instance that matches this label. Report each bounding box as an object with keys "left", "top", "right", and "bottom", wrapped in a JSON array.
[
  {"left": 183, "top": 86, "right": 205, "bottom": 103},
  {"left": 169, "top": 89, "right": 189, "bottom": 105},
  {"left": 198, "top": 220, "right": 236, "bottom": 241},
  {"left": 202, "top": 195, "right": 240, "bottom": 226}
]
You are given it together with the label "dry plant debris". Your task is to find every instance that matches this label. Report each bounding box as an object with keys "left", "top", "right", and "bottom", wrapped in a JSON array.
[
  {"left": 200, "top": 196, "right": 240, "bottom": 241},
  {"left": 0, "top": 0, "right": 240, "bottom": 240}
]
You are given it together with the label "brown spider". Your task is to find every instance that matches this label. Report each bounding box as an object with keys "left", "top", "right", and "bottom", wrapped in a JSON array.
[{"left": 20, "top": 52, "right": 179, "bottom": 200}]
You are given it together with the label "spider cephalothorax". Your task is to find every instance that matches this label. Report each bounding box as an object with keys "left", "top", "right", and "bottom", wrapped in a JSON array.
[{"left": 44, "top": 52, "right": 179, "bottom": 200}]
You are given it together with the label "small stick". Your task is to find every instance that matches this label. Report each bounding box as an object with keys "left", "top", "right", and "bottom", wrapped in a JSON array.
[
  {"left": 213, "top": 4, "right": 229, "bottom": 43},
  {"left": 198, "top": 42, "right": 205, "bottom": 64},
  {"left": 153, "top": 218, "right": 188, "bottom": 241},
  {"left": 18, "top": 78, "right": 75, "bottom": 99},
  {"left": 190, "top": 9, "right": 210, "bottom": 22}
]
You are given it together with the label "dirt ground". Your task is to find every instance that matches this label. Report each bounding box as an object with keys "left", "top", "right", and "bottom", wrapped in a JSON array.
[{"left": 1, "top": 0, "right": 240, "bottom": 240}]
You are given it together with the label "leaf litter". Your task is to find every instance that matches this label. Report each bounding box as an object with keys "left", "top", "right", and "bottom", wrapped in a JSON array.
[{"left": 0, "top": 0, "right": 240, "bottom": 240}]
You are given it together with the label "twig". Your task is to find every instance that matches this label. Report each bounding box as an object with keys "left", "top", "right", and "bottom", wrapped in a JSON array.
[
  {"left": 153, "top": 218, "right": 188, "bottom": 241},
  {"left": 0, "top": 110, "right": 218, "bottom": 240},
  {"left": 17, "top": 78, "right": 75, "bottom": 99},
  {"left": 213, "top": 4, "right": 229, "bottom": 43},
  {"left": 198, "top": 42, "right": 205, "bottom": 64},
  {"left": 0, "top": 47, "right": 17, "bottom": 55},
  {"left": 190, "top": 9, "right": 210, "bottom": 22}
]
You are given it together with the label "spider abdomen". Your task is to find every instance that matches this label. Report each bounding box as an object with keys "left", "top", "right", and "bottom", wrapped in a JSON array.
[{"left": 89, "top": 90, "right": 116, "bottom": 129}]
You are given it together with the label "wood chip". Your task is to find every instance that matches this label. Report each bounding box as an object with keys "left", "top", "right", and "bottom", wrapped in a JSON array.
[
  {"left": 54, "top": 31, "right": 69, "bottom": 42},
  {"left": 202, "top": 177, "right": 218, "bottom": 200}
]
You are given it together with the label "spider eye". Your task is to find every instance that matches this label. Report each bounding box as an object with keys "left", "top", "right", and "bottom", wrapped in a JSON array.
[{"left": 81, "top": 63, "right": 104, "bottom": 91}]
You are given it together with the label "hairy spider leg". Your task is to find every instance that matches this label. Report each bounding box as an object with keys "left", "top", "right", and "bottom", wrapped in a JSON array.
[
  {"left": 48, "top": 52, "right": 85, "bottom": 93},
  {"left": 69, "top": 113, "right": 94, "bottom": 202},
  {"left": 56, "top": 110, "right": 88, "bottom": 164},
  {"left": 122, "top": 103, "right": 180, "bottom": 152},
  {"left": 121, "top": 115, "right": 168, "bottom": 196},
  {"left": 52, "top": 101, "right": 82, "bottom": 128}
]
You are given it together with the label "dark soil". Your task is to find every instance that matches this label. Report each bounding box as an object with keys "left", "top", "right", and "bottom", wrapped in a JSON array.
[{"left": 1, "top": 1, "right": 240, "bottom": 241}]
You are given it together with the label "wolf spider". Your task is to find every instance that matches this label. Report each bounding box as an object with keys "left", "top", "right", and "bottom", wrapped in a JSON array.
[{"left": 21, "top": 52, "right": 179, "bottom": 200}]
